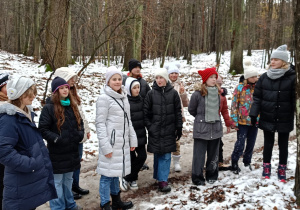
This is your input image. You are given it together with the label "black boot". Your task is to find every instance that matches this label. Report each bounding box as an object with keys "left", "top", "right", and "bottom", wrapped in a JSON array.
[
  {"left": 231, "top": 161, "right": 241, "bottom": 174},
  {"left": 72, "top": 185, "right": 89, "bottom": 195},
  {"left": 111, "top": 192, "right": 133, "bottom": 210},
  {"left": 72, "top": 191, "right": 82, "bottom": 200},
  {"left": 101, "top": 201, "right": 112, "bottom": 210}
]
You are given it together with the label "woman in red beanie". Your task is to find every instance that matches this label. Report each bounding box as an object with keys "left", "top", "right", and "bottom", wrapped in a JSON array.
[{"left": 188, "top": 67, "right": 223, "bottom": 186}]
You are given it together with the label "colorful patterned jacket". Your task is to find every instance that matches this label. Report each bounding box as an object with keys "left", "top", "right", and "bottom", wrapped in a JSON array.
[{"left": 230, "top": 76, "right": 259, "bottom": 127}]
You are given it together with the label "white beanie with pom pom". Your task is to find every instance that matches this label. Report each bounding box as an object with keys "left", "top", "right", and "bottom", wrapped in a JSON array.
[{"left": 243, "top": 58, "right": 258, "bottom": 79}]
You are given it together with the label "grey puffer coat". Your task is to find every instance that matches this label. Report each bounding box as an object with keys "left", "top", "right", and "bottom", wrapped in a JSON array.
[
  {"left": 95, "top": 86, "right": 138, "bottom": 177},
  {"left": 188, "top": 84, "right": 223, "bottom": 140}
]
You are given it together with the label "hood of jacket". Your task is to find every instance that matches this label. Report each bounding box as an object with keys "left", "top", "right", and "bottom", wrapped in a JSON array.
[
  {"left": 0, "top": 101, "right": 33, "bottom": 122},
  {"left": 103, "top": 85, "right": 128, "bottom": 99}
]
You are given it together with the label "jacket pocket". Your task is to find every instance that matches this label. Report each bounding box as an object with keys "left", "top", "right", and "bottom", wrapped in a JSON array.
[{"left": 110, "top": 129, "right": 116, "bottom": 147}]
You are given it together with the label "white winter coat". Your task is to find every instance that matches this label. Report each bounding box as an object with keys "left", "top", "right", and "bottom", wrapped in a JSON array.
[{"left": 95, "top": 85, "right": 138, "bottom": 177}]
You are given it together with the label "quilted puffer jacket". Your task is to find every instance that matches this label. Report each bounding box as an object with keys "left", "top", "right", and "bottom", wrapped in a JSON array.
[{"left": 95, "top": 85, "right": 138, "bottom": 177}]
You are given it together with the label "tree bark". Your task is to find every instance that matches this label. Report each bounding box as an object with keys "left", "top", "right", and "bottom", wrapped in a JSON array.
[
  {"left": 294, "top": 0, "right": 300, "bottom": 205},
  {"left": 229, "top": 0, "right": 244, "bottom": 74},
  {"left": 43, "top": 0, "right": 70, "bottom": 70}
]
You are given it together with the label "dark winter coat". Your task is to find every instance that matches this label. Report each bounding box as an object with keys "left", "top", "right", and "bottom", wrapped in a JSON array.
[
  {"left": 249, "top": 67, "right": 296, "bottom": 133},
  {"left": 128, "top": 95, "right": 147, "bottom": 146},
  {"left": 0, "top": 102, "right": 57, "bottom": 210},
  {"left": 123, "top": 74, "right": 151, "bottom": 98},
  {"left": 39, "top": 99, "right": 84, "bottom": 174},
  {"left": 144, "top": 81, "right": 182, "bottom": 154},
  {"left": 188, "top": 86, "right": 223, "bottom": 140}
]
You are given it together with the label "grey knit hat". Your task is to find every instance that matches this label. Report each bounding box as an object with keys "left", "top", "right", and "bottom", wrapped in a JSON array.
[
  {"left": 7, "top": 75, "right": 34, "bottom": 100},
  {"left": 270, "top": 44, "right": 289, "bottom": 62}
]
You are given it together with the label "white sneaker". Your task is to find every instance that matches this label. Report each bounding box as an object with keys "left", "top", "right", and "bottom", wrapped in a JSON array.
[
  {"left": 129, "top": 181, "right": 138, "bottom": 190},
  {"left": 119, "top": 177, "right": 129, "bottom": 191}
]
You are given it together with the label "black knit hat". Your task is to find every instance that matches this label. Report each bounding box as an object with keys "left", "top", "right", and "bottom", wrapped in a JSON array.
[
  {"left": 51, "top": 77, "right": 69, "bottom": 93},
  {"left": 128, "top": 59, "right": 142, "bottom": 72},
  {"left": 0, "top": 73, "right": 9, "bottom": 90}
]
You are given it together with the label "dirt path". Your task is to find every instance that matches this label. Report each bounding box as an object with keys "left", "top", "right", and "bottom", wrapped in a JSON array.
[{"left": 37, "top": 126, "right": 295, "bottom": 210}]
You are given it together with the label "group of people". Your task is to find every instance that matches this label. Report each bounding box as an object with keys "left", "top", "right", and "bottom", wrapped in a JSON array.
[{"left": 0, "top": 44, "right": 296, "bottom": 210}]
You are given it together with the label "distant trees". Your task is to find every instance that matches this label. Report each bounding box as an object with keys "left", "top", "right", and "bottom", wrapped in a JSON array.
[{"left": 0, "top": 0, "right": 296, "bottom": 67}]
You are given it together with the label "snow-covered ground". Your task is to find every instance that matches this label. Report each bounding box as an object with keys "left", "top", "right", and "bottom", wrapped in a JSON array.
[{"left": 0, "top": 49, "right": 298, "bottom": 209}]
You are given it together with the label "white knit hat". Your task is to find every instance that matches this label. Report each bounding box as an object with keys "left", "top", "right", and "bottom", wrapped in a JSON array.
[
  {"left": 7, "top": 75, "right": 35, "bottom": 100},
  {"left": 54, "top": 67, "right": 78, "bottom": 82},
  {"left": 105, "top": 66, "right": 123, "bottom": 85},
  {"left": 243, "top": 58, "right": 258, "bottom": 79},
  {"left": 154, "top": 68, "right": 169, "bottom": 83},
  {"left": 165, "top": 63, "right": 180, "bottom": 74},
  {"left": 270, "top": 44, "right": 289, "bottom": 62},
  {"left": 125, "top": 77, "right": 139, "bottom": 96}
]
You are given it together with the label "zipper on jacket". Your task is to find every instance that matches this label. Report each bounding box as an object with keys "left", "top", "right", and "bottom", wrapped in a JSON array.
[{"left": 110, "top": 129, "right": 116, "bottom": 147}]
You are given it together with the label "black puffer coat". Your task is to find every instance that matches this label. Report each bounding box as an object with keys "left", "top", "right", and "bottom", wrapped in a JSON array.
[
  {"left": 128, "top": 95, "right": 147, "bottom": 146},
  {"left": 144, "top": 81, "right": 182, "bottom": 154},
  {"left": 249, "top": 67, "right": 296, "bottom": 133},
  {"left": 39, "top": 99, "right": 84, "bottom": 174}
]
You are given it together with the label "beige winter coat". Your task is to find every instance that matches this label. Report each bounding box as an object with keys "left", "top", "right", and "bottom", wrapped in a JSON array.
[{"left": 170, "top": 79, "right": 189, "bottom": 121}]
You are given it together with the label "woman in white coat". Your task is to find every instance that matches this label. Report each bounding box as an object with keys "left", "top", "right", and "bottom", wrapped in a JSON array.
[{"left": 96, "top": 66, "right": 137, "bottom": 210}]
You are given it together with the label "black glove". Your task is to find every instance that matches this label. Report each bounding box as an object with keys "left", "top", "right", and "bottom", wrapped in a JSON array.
[
  {"left": 175, "top": 128, "right": 182, "bottom": 141},
  {"left": 250, "top": 116, "right": 257, "bottom": 126}
]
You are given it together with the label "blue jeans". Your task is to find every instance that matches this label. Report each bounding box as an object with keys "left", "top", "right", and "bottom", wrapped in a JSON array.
[
  {"left": 99, "top": 175, "right": 120, "bottom": 206},
  {"left": 50, "top": 172, "right": 77, "bottom": 210},
  {"left": 231, "top": 124, "right": 258, "bottom": 164},
  {"left": 153, "top": 153, "right": 171, "bottom": 182},
  {"left": 73, "top": 143, "right": 83, "bottom": 187}
]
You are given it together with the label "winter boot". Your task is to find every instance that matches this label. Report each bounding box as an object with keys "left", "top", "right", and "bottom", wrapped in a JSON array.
[
  {"left": 111, "top": 192, "right": 133, "bottom": 210},
  {"left": 244, "top": 163, "right": 252, "bottom": 171},
  {"left": 231, "top": 161, "right": 241, "bottom": 174},
  {"left": 158, "top": 181, "right": 171, "bottom": 192},
  {"left": 277, "top": 164, "right": 287, "bottom": 182},
  {"left": 172, "top": 155, "right": 181, "bottom": 172},
  {"left": 100, "top": 202, "right": 112, "bottom": 210},
  {"left": 119, "top": 177, "right": 129, "bottom": 192},
  {"left": 262, "top": 163, "right": 271, "bottom": 179}
]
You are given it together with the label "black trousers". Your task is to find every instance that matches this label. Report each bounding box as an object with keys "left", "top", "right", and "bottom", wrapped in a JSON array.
[
  {"left": 125, "top": 145, "right": 147, "bottom": 182},
  {"left": 192, "top": 138, "right": 220, "bottom": 183},
  {"left": 218, "top": 138, "right": 224, "bottom": 163},
  {"left": 263, "top": 130, "right": 289, "bottom": 165},
  {"left": 0, "top": 164, "right": 4, "bottom": 210}
]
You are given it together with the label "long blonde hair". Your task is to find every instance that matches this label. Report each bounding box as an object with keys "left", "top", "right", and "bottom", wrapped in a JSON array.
[
  {"left": 194, "top": 82, "right": 221, "bottom": 96},
  {"left": 9, "top": 85, "right": 37, "bottom": 112}
]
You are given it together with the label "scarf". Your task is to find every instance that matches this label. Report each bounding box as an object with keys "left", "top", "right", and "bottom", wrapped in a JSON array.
[
  {"left": 60, "top": 98, "right": 70, "bottom": 106},
  {"left": 267, "top": 68, "right": 288, "bottom": 80},
  {"left": 205, "top": 86, "right": 220, "bottom": 123}
]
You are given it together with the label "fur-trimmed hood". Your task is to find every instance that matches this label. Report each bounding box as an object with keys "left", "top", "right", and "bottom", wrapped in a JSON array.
[
  {"left": 0, "top": 101, "right": 33, "bottom": 122},
  {"left": 194, "top": 82, "right": 202, "bottom": 91}
]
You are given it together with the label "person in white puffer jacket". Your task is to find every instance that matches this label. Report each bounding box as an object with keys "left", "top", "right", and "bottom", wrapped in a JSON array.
[{"left": 96, "top": 66, "right": 137, "bottom": 210}]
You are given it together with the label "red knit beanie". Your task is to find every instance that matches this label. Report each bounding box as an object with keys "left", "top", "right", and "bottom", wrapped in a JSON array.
[{"left": 198, "top": 67, "right": 218, "bottom": 84}]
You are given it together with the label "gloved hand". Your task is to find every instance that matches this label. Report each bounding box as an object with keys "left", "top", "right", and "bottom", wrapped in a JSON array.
[
  {"left": 175, "top": 128, "right": 182, "bottom": 141},
  {"left": 250, "top": 116, "right": 257, "bottom": 126}
]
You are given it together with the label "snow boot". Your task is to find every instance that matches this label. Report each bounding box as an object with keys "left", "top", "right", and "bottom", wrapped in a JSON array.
[
  {"left": 158, "top": 181, "right": 171, "bottom": 192},
  {"left": 100, "top": 202, "right": 112, "bottom": 210},
  {"left": 172, "top": 155, "right": 181, "bottom": 172},
  {"left": 231, "top": 161, "right": 241, "bottom": 174},
  {"left": 262, "top": 163, "right": 271, "bottom": 179},
  {"left": 277, "top": 164, "right": 287, "bottom": 182},
  {"left": 111, "top": 192, "right": 133, "bottom": 210}
]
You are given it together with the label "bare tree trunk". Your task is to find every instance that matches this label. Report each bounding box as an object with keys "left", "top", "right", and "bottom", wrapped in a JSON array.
[
  {"left": 33, "top": 0, "right": 41, "bottom": 62},
  {"left": 229, "top": 0, "right": 244, "bottom": 74},
  {"left": 294, "top": 0, "right": 300, "bottom": 205},
  {"left": 43, "top": 0, "right": 70, "bottom": 70}
]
